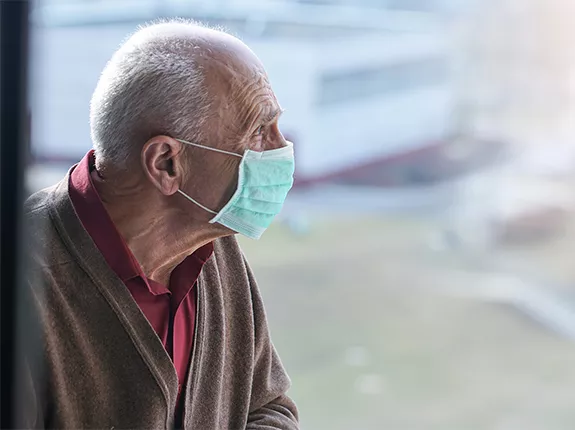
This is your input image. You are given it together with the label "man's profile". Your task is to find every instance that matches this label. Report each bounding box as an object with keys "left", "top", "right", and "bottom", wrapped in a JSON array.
[{"left": 20, "top": 19, "right": 298, "bottom": 429}]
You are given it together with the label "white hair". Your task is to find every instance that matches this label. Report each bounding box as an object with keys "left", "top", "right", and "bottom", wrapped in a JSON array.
[{"left": 90, "top": 19, "right": 215, "bottom": 169}]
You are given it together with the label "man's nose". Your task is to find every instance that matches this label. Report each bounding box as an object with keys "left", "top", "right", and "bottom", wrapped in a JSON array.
[{"left": 269, "top": 125, "right": 287, "bottom": 150}]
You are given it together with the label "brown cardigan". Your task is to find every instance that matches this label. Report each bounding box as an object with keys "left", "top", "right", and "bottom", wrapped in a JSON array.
[{"left": 18, "top": 175, "right": 299, "bottom": 429}]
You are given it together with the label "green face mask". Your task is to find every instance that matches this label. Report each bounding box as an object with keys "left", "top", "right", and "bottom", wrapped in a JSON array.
[{"left": 176, "top": 139, "right": 295, "bottom": 240}]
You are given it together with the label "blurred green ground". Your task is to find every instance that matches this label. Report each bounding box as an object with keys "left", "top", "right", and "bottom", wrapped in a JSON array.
[{"left": 239, "top": 215, "right": 575, "bottom": 430}]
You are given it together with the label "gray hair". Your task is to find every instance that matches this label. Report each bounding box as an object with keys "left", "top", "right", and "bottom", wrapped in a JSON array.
[{"left": 90, "top": 19, "right": 214, "bottom": 169}]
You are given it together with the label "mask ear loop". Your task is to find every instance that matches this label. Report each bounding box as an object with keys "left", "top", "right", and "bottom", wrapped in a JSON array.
[
  {"left": 176, "top": 138, "right": 243, "bottom": 158},
  {"left": 177, "top": 189, "right": 218, "bottom": 215},
  {"left": 175, "top": 139, "right": 242, "bottom": 215}
]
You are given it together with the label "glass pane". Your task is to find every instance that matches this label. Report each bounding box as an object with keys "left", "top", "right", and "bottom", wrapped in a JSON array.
[{"left": 27, "top": 1, "right": 575, "bottom": 429}]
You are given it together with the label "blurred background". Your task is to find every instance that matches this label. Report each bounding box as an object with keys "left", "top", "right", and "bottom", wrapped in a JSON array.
[{"left": 28, "top": 0, "right": 575, "bottom": 428}]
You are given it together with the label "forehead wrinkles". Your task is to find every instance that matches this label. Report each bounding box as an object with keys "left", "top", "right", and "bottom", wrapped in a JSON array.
[
  {"left": 202, "top": 52, "right": 275, "bottom": 141},
  {"left": 230, "top": 71, "right": 275, "bottom": 129}
]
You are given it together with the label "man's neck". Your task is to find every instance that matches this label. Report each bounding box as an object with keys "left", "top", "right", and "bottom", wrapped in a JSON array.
[
  {"left": 120, "top": 214, "right": 212, "bottom": 286},
  {"left": 91, "top": 170, "right": 217, "bottom": 286}
]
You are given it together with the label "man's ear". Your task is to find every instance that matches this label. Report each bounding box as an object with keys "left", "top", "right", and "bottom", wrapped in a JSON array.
[{"left": 141, "top": 135, "right": 186, "bottom": 196}]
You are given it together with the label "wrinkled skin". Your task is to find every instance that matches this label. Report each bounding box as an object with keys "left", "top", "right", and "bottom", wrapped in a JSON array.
[{"left": 92, "top": 25, "right": 287, "bottom": 285}]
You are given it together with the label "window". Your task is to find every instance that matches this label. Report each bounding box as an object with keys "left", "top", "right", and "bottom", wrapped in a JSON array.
[{"left": 318, "top": 57, "right": 447, "bottom": 104}]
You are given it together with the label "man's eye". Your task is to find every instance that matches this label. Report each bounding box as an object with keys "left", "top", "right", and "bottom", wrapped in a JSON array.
[{"left": 254, "top": 126, "right": 264, "bottom": 136}]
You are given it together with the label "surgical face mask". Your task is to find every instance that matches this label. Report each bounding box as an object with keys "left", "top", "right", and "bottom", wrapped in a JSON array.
[{"left": 176, "top": 139, "right": 295, "bottom": 240}]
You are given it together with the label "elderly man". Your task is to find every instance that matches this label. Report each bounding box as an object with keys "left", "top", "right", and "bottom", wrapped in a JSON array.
[{"left": 21, "top": 20, "right": 298, "bottom": 429}]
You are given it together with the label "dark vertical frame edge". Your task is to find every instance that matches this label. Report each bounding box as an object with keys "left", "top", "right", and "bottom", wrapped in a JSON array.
[{"left": 0, "top": 1, "right": 31, "bottom": 429}]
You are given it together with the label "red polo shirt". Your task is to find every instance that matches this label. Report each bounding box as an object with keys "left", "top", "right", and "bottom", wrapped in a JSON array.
[{"left": 68, "top": 150, "right": 213, "bottom": 412}]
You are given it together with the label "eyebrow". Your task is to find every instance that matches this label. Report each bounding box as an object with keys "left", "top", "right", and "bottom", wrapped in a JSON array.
[{"left": 262, "top": 107, "right": 284, "bottom": 124}]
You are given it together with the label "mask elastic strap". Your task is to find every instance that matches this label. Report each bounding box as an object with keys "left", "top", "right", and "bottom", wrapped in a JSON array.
[
  {"left": 177, "top": 189, "right": 218, "bottom": 215},
  {"left": 176, "top": 138, "right": 243, "bottom": 158}
]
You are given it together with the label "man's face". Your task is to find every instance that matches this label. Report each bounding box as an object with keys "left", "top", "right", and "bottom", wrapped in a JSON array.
[{"left": 180, "top": 51, "right": 286, "bottom": 218}]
